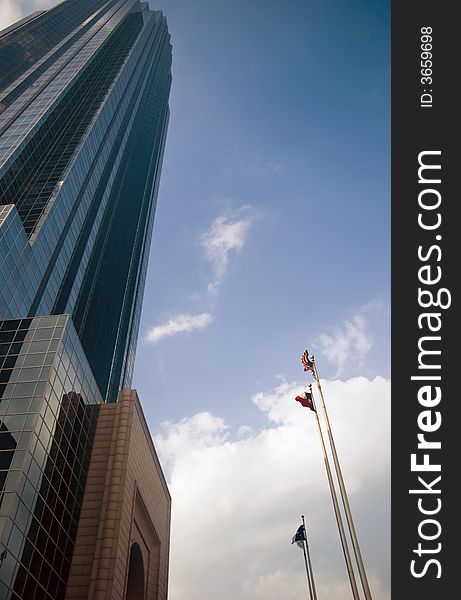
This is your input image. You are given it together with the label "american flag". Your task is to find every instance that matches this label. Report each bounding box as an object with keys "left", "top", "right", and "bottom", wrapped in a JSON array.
[{"left": 301, "top": 350, "right": 316, "bottom": 378}]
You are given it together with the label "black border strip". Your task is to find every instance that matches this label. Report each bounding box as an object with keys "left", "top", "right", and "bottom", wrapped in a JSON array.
[{"left": 392, "top": 2, "right": 456, "bottom": 597}]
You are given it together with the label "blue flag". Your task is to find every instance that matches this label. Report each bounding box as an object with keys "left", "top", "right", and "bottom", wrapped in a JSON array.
[{"left": 292, "top": 524, "right": 306, "bottom": 548}]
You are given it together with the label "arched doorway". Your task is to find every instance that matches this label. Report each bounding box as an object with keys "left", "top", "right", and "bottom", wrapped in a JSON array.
[{"left": 125, "top": 542, "right": 145, "bottom": 599}]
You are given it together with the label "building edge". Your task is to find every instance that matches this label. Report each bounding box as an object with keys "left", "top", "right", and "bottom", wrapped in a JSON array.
[{"left": 65, "top": 388, "right": 171, "bottom": 600}]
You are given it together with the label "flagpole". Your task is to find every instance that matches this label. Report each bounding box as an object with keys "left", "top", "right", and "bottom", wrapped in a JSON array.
[
  {"left": 309, "top": 385, "right": 360, "bottom": 600},
  {"left": 312, "top": 356, "right": 372, "bottom": 600},
  {"left": 301, "top": 529, "right": 315, "bottom": 600},
  {"left": 302, "top": 514, "right": 318, "bottom": 600}
]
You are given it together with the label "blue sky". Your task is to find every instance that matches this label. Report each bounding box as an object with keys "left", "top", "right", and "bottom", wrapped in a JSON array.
[
  {"left": 2, "top": 1, "right": 390, "bottom": 598},
  {"left": 134, "top": 0, "right": 390, "bottom": 429},
  {"left": 133, "top": 2, "right": 391, "bottom": 596}
]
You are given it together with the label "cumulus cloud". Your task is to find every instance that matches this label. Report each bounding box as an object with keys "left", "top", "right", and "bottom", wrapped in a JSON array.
[
  {"left": 317, "top": 315, "right": 372, "bottom": 376},
  {"left": 145, "top": 313, "right": 214, "bottom": 343},
  {"left": 155, "top": 412, "right": 229, "bottom": 471},
  {"left": 154, "top": 377, "right": 390, "bottom": 600},
  {"left": 201, "top": 208, "right": 252, "bottom": 294}
]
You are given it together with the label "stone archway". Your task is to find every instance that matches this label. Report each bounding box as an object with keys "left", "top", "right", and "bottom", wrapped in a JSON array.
[{"left": 125, "top": 542, "right": 145, "bottom": 600}]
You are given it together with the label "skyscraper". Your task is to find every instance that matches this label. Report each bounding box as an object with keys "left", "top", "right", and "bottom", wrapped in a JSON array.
[
  {"left": 0, "top": 1, "right": 172, "bottom": 597},
  {"left": 0, "top": 0, "right": 171, "bottom": 401}
]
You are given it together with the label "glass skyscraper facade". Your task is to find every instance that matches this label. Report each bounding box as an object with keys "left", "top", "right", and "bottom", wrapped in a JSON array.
[{"left": 0, "top": 1, "right": 172, "bottom": 597}]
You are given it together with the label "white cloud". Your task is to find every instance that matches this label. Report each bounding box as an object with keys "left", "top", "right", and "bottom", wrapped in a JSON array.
[
  {"left": 237, "top": 425, "right": 253, "bottom": 437},
  {"left": 201, "top": 208, "right": 252, "bottom": 294},
  {"left": 156, "top": 412, "right": 229, "bottom": 471},
  {"left": 317, "top": 315, "right": 372, "bottom": 376},
  {"left": 154, "top": 377, "right": 390, "bottom": 600},
  {"left": 145, "top": 313, "right": 214, "bottom": 343}
]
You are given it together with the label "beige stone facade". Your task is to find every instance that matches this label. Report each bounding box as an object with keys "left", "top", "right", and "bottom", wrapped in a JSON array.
[{"left": 64, "top": 389, "right": 171, "bottom": 600}]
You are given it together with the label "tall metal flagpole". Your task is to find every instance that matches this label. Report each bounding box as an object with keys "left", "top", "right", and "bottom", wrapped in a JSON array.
[
  {"left": 311, "top": 356, "right": 372, "bottom": 600},
  {"left": 300, "top": 529, "right": 314, "bottom": 600},
  {"left": 302, "top": 514, "right": 318, "bottom": 600},
  {"left": 309, "top": 385, "right": 360, "bottom": 600}
]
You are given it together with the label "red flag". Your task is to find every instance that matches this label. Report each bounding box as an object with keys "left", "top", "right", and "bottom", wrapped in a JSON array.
[{"left": 295, "top": 392, "right": 315, "bottom": 412}]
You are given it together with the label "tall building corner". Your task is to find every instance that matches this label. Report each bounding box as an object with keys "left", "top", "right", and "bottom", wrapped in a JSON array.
[{"left": 0, "top": 1, "right": 172, "bottom": 598}]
